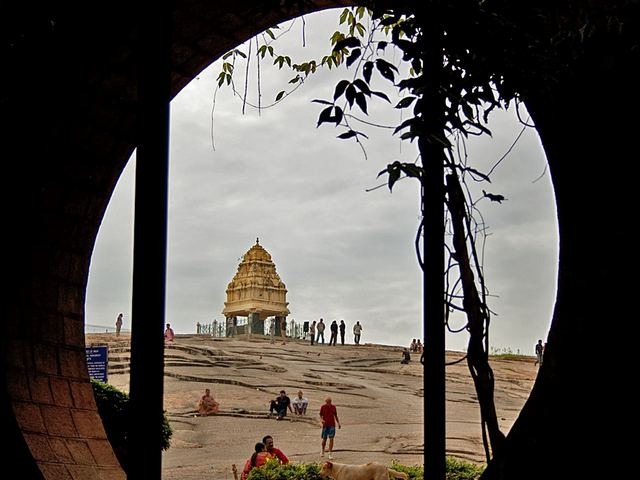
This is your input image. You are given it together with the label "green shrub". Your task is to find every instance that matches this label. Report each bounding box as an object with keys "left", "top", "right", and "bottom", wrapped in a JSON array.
[
  {"left": 245, "top": 458, "right": 483, "bottom": 480},
  {"left": 247, "top": 459, "right": 323, "bottom": 480},
  {"left": 444, "top": 457, "right": 485, "bottom": 480},
  {"left": 91, "top": 379, "right": 173, "bottom": 472}
]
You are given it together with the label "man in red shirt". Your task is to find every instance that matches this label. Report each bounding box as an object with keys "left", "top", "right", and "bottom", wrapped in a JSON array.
[
  {"left": 262, "top": 435, "right": 289, "bottom": 464},
  {"left": 319, "top": 396, "right": 341, "bottom": 459}
]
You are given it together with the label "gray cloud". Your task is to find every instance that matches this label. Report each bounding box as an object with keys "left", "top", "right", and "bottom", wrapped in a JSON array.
[{"left": 86, "top": 9, "right": 558, "bottom": 354}]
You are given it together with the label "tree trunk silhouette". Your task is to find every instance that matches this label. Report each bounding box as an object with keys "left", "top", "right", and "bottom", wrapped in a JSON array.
[{"left": 446, "top": 170, "right": 505, "bottom": 460}]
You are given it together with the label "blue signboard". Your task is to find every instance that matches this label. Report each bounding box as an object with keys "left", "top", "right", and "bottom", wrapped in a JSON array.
[{"left": 86, "top": 345, "right": 109, "bottom": 382}]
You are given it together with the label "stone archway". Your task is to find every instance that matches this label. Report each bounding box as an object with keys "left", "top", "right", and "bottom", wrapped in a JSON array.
[
  {"left": 0, "top": 1, "right": 635, "bottom": 479},
  {"left": 0, "top": 3, "right": 352, "bottom": 478}
]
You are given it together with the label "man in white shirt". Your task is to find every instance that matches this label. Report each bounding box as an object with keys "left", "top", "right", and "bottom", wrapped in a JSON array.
[{"left": 292, "top": 390, "right": 308, "bottom": 416}]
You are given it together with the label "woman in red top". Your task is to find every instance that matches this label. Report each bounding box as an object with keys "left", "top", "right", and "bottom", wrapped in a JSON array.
[{"left": 240, "top": 442, "right": 269, "bottom": 480}]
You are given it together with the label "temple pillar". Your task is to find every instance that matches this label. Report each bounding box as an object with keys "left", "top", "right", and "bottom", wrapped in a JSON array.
[
  {"left": 274, "top": 315, "right": 286, "bottom": 337},
  {"left": 249, "top": 312, "right": 263, "bottom": 335}
]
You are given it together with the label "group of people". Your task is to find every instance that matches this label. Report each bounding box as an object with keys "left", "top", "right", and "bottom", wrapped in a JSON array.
[
  {"left": 408, "top": 338, "right": 423, "bottom": 353},
  {"left": 115, "top": 313, "right": 177, "bottom": 343},
  {"left": 269, "top": 390, "right": 308, "bottom": 419},
  {"left": 239, "top": 396, "right": 340, "bottom": 479},
  {"left": 308, "top": 319, "right": 363, "bottom": 346},
  {"left": 239, "top": 435, "right": 288, "bottom": 480}
]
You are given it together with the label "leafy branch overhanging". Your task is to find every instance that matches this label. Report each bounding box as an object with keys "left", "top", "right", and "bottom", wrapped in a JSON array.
[{"left": 211, "top": 3, "right": 559, "bottom": 461}]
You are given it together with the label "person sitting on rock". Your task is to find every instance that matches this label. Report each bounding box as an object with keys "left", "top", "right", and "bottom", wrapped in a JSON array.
[
  {"left": 240, "top": 442, "right": 269, "bottom": 480},
  {"left": 400, "top": 348, "right": 411, "bottom": 364},
  {"left": 198, "top": 388, "right": 220, "bottom": 415},
  {"left": 269, "top": 390, "right": 292, "bottom": 420},
  {"left": 292, "top": 390, "right": 309, "bottom": 416}
]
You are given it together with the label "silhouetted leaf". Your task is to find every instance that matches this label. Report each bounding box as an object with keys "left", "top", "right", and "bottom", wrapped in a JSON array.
[
  {"left": 334, "top": 80, "right": 350, "bottom": 101},
  {"left": 333, "top": 36, "right": 361, "bottom": 52},
  {"left": 371, "top": 91, "right": 391, "bottom": 102},
  {"left": 312, "top": 99, "right": 333, "bottom": 105},
  {"left": 353, "top": 79, "right": 371, "bottom": 96},
  {"left": 393, "top": 118, "right": 415, "bottom": 135},
  {"left": 400, "top": 164, "right": 423, "bottom": 179},
  {"left": 363, "top": 61, "right": 374, "bottom": 84},
  {"left": 355, "top": 93, "right": 368, "bottom": 114},
  {"left": 388, "top": 167, "right": 401, "bottom": 191},
  {"left": 337, "top": 130, "right": 358, "bottom": 139},
  {"left": 379, "top": 16, "right": 397, "bottom": 27},
  {"left": 395, "top": 97, "right": 416, "bottom": 109},
  {"left": 375, "top": 58, "right": 397, "bottom": 82},
  {"left": 346, "top": 48, "right": 362, "bottom": 68},
  {"left": 465, "top": 167, "right": 491, "bottom": 183},
  {"left": 345, "top": 84, "right": 356, "bottom": 106},
  {"left": 333, "top": 106, "right": 344, "bottom": 125},
  {"left": 317, "top": 106, "right": 333, "bottom": 127},
  {"left": 275, "top": 91, "right": 285, "bottom": 102}
]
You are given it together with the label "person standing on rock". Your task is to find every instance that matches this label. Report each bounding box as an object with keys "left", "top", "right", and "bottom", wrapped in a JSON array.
[
  {"left": 115, "top": 313, "right": 123, "bottom": 336},
  {"left": 329, "top": 320, "right": 338, "bottom": 346},
  {"left": 320, "top": 396, "right": 341, "bottom": 459},
  {"left": 339, "top": 320, "right": 346, "bottom": 345},
  {"left": 280, "top": 317, "right": 287, "bottom": 345},
  {"left": 269, "top": 318, "right": 276, "bottom": 344},
  {"left": 164, "top": 323, "right": 175, "bottom": 342},
  {"left": 353, "top": 321, "right": 363, "bottom": 345},
  {"left": 310, "top": 320, "right": 316, "bottom": 346},
  {"left": 535, "top": 339, "right": 544, "bottom": 366},
  {"left": 316, "top": 318, "right": 326, "bottom": 344}
]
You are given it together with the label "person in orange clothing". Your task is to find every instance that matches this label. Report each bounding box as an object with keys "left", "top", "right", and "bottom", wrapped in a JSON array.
[
  {"left": 197, "top": 388, "right": 219, "bottom": 416},
  {"left": 240, "top": 442, "right": 269, "bottom": 480},
  {"left": 262, "top": 435, "right": 289, "bottom": 464}
]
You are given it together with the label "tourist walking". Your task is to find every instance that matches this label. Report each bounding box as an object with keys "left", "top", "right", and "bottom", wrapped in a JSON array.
[
  {"left": 319, "top": 396, "right": 341, "bottom": 459},
  {"left": 339, "top": 320, "right": 346, "bottom": 345}
]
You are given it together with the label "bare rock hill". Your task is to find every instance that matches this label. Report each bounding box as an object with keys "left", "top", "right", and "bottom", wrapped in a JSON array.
[{"left": 86, "top": 334, "right": 537, "bottom": 480}]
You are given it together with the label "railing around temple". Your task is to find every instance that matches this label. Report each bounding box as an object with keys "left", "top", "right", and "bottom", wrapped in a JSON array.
[{"left": 196, "top": 318, "right": 307, "bottom": 339}]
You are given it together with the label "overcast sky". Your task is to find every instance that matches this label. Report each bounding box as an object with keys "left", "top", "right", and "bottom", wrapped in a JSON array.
[{"left": 85, "top": 9, "right": 558, "bottom": 354}]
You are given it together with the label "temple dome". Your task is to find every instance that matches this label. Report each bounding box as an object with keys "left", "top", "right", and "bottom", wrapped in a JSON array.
[{"left": 222, "top": 238, "right": 289, "bottom": 320}]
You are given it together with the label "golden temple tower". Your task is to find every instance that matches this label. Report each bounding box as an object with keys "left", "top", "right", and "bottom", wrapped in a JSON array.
[{"left": 222, "top": 238, "right": 289, "bottom": 334}]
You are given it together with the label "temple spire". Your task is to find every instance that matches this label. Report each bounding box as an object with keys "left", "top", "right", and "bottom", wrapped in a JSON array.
[{"left": 256, "top": 237, "right": 259, "bottom": 245}]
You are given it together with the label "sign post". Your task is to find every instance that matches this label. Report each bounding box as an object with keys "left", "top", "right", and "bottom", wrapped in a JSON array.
[{"left": 85, "top": 345, "right": 109, "bottom": 382}]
